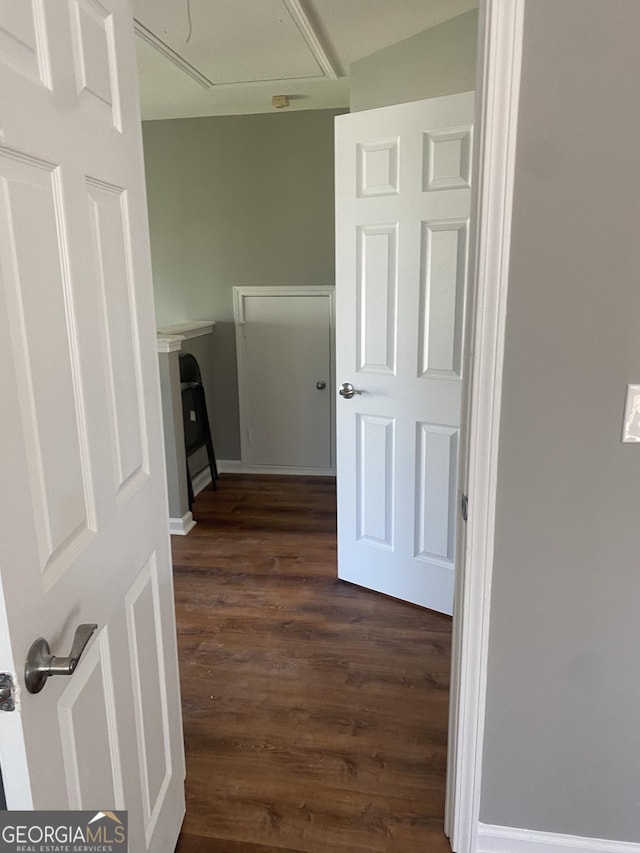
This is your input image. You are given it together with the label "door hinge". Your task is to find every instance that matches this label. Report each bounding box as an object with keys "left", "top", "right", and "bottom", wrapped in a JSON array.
[
  {"left": 0, "top": 673, "right": 15, "bottom": 711},
  {"left": 461, "top": 493, "right": 468, "bottom": 523}
]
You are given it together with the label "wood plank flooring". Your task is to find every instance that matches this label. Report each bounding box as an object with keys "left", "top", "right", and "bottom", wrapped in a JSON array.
[{"left": 172, "top": 474, "right": 452, "bottom": 853}]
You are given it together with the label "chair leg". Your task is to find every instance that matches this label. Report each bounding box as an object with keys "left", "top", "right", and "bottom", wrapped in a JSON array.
[
  {"left": 201, "top": 401, "right": 218, "bottom": 490},
  {"left": 206, "top": 435, "right": 217, "bottom": 491},
  {"left": 186, "top": 459, "right": 194, "bottom": 510}
]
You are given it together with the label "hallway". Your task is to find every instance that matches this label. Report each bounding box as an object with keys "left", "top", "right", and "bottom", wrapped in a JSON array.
[{"left": 173, "top": 475, "right": 452, "bottom": 852}]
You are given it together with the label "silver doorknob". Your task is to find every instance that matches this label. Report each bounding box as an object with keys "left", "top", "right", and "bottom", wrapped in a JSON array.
[
  {"left": 339, "top": 382, "right": 362, "bottom": 399},
  {"left": 25, "top": 623, "right": 97, "bottom": 694}
]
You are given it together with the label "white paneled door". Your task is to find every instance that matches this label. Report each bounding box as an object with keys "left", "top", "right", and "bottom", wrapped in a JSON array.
[
  {"left": 234, "top": 287, "right": 335, "bottom": 473},
  {"left": 335, "top": 93, "right": 474, "bottom": 615},
  {"left": 0, "top": 2, "right": 185, "bottom": 850}
]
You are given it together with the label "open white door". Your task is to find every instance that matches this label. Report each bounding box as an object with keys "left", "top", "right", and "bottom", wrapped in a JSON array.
[
  {"left": 335, "top": 93, "right": 474, "bottom": 615},
  {"left": 0, "top": 2, "right": 185, "bottom": 850}
]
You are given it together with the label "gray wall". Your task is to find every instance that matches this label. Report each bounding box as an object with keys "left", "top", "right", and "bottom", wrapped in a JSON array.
[
  {"left": 142, "top": 109, "right": 345, "bottom": 459},
  {"left": 349, "top": 10, "right": 478, "bottom": 112},
  {"left": 481, "top": 0, "right": 640, "bottom": 842}
]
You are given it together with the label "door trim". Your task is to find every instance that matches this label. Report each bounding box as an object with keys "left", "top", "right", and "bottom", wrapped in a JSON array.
[
  {"left": 447, "top": 2, "right": 525, "bottom": 851},
  {"left": 233, "top": 286, "right": 336, "bottom": 471}
]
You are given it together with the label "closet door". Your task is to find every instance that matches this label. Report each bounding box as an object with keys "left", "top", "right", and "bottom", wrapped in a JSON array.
[{"left": 234, "top": 287, "right": 335, "bottom": 473}]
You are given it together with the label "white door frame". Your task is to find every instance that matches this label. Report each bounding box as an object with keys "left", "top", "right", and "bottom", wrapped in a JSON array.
[
  {"left": 233, "top": 285, "right": 336, "bottom": 475},
  {"left": 447, "top": 2, "right": 525, "bottom": 852}
]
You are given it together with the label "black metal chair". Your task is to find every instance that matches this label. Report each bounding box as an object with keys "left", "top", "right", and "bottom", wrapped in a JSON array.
[{"left": 179, "top": 353, "right": 218, "bottom": 509}]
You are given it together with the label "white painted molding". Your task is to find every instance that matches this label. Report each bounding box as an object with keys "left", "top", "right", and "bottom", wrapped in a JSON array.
[
  {"left": 233, "top": 286, "right": 335, "bottom": 324},
  {"left": 218, "top": 460, "right": 335, "bottom": 477},
  {"left": 446, "top": 2, "right": 525, "bottom": 852},
  {"left": 191, "top": 467, "right": 212, "bottom": 497},
  {"left": 157, "top": 321, "right": 215, "bottom": 353},
  {"left": 477, "top": 824, "right": 640, "bottom": 853},
  {"left": 156, "top": 334, "right": 185, "bottom": 354},
  {"left": 282, "top": 0, "right": 341, "bottom": 80},
  {"left": 157, "top": 321, "right": 215, "bottom": 340},
  {"left": 168, "top": 512, "right": 196, "bottom": 536},
  {"left": 133, "top": 20, "right": 214, "bottom": 89}
]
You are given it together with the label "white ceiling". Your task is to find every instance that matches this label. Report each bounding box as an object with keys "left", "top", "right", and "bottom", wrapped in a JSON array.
[{"left": 133, "top": 0, "right": 478, "bottom": 120}]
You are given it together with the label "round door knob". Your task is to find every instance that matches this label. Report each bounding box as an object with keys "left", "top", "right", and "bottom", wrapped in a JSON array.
[
  {"left": 339, "top": 382, "right": 362, "bottom": 399},
  {"left": 316, "top": 380, "right": 326, "bottom": 390}
]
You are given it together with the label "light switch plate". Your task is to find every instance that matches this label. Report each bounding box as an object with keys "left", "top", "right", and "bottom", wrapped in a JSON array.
[{"left": 621, "top": 384, "right": 640, "bottom": 442}]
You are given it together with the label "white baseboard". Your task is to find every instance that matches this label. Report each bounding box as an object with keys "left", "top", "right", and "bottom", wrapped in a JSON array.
[
  {"left": 191, "top": 467, "right": 213, "bottom": 497},
  {"left": 168, "top": 511, "right": 196, "bottom": 536},
  {"left": 477, "top": 823, "right": 640, "bottom": 853},
  {"left": 217, "top": 459, "right": 336, "bottom": 477}
]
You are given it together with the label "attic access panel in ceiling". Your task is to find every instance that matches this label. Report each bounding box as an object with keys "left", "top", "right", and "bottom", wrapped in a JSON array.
[{"left": 134, "top": 0, "right": 335, "bottom": 85}]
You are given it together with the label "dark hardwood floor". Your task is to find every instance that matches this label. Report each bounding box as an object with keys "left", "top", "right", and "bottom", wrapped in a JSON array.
[{"left": 172, "top": 474, "right": 452, "bottom": 853}]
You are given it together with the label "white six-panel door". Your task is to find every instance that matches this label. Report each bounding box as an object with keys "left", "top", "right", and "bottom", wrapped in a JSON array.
[
  {"left": 0, "top": 2, "right": 185, "bottom": 849},
  {"left": 335, "top": 93, "right": 474, "bottom": 615}
]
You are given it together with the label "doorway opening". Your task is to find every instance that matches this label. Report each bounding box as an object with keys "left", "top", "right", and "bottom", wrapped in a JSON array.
[
  {"left": 141, "top": 2, "right": 525, "bottom": 850},
  {"left": 167, "top": 89, "right": 471, "bottom": 848},
  {"left": 168, "top": 86, "right": 473, "bottom": 849}
]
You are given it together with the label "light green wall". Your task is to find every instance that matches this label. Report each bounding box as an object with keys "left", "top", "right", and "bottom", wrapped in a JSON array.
[
  {"left": 481, "top": 0, "right": 640, "bottom": 842},
  {"left": 143, "top": 15, "right": 478, "bottom": 461},
  {"left": 350, "top": 10, "right": 478, "bottom": 112},
  {"left": 142, "top": 109, "right": 345, "bottom": 459}
]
